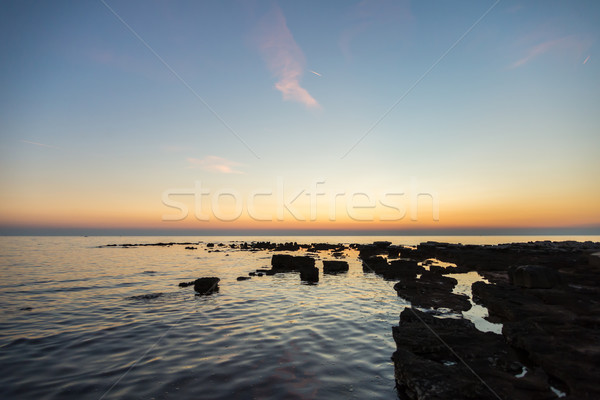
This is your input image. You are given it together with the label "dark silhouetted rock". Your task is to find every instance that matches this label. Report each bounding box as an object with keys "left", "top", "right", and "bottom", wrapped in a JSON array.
[
  {"left": 387, "top": 245, "right": 401, "bottom": 258},
  {"left": 257, "top": 273, "right": 264, "bottom": 277},
  {"left": 472, "top": 279, "right": 600, "bottom": 399},
  {"left": 249, "top": 272, "right": 256, "bottom": 276},
  {"left": 323, "top": 260, "right": 349, "bottom": 274},
  {"left": 206, "top": 243, "right": 215, "bottom": 248},
  {"left": 393, "top": 272, "right": 471, "bottom": 312},
  {"left": 508, "top": 265, "right": 561, "bottom": 289},
  {"left": 388, "top": 259, "right": 425, "bottom": 278},
  {"left": 359, "top": 245, "right": 387, "bottom": 259},
  {"left": 361, "top": 256, "right": 388, "bottom": 273},
  {"left": 392, "top": 308, "right": 553, "bottom": 400},
  {"left": 184, "top": 246, "right": 197, "bottom": 250},
  {"left": 374, "top": 241, "right": 392, "bottom": 249},
  {"left": 193, "top": 277, "right": 220, "bottom": 294},
  {"left": 271, "top": 254, "right": 315, "bottom": 271},
  {"left": 300, "top": 267, "right": 319, "bottom": 283},
  {"left": 237, "top": 276, "right": 250, "bottom": 281}
]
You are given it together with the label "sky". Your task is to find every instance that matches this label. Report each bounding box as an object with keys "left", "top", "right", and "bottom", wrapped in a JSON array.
[{"left": 0, "top": 0, "right": 599, "bottom": 235}]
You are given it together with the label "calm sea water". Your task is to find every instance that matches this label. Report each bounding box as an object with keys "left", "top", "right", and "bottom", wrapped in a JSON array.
[{"left": 1, "top": 235, "right": 598, "bottom": 399}]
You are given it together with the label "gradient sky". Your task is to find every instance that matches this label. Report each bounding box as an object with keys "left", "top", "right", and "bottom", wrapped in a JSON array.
[{"left": 1, "top": 0, "right": 599, "bottom": 234}]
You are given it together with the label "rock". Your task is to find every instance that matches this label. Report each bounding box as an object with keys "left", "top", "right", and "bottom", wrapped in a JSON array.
[
  {"left": 206, "top": 243, "right": 214, "bottom": 248},
  {"left": 508, "top": 265, "right": 561, "bottom": 289},
  {"left": 249, "top": 272, "right": 256, "bottom": 276},
  {"left": 361, "top": 256, "right": 388, "bottom": 273},
  {"left": 388, "top": 259, "right": 426, "bottom": 278},
  {"left": 128, "top": 293, "right": 163, "bottom": 300},
  {"left": 307, "top": 243, "right": 341, "bottom": 252},
  {"left": 589, "top": 252, "right": 600, "bottom": 267},
  {"left": 192, "top": 277, "right": 220, "bottom": 294},
  {"left": 387, "top": 245, "right": 401, "bottom": 258},
  {"left": 257, "top": 273, "right": 264, "bottom": 277},
  {"left": 373, "top": 241, "right": 392, "bottom": 249},
  {"left": 322, "top": 260, "right": 349, "bottom": 274},
  {"left": 358, "top": 245, "right": 387, "bottom": 259},
  {"left": 271, "top": 254, "right": 315, "bottom": 271},
  {"left": 300, "top": 267, "right": 319, "bottom": 283},
  {"left": 393, "top": 272, "right": 471, "bottom": 312},
  {"left": 178, "top": 280, "right": 194, "bottom": 287},
  {"left": 392, "top": 308, "right": 553, "bottom": 400},
  {"left": 472, "top": 279, "right": 600, "bottom": 398},
  {"left": 237, "top": 276, "right": 250, "bottom": 281}
]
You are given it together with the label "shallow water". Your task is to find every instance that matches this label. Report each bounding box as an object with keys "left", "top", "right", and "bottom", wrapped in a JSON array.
[
  {"left": 0, "top": 237, "right": 410, "bottom": 400},
  {"left": 1, "top": 235, "right": 596, "bottom": 399}
]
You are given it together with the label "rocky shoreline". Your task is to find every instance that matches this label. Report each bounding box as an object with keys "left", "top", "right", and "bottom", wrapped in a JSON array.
[
  {"left": 106, "top": 239, "right": 600, "bottom": 399},
  {"left": 385, "top": 240, "right": 600, "bottom": 400}
]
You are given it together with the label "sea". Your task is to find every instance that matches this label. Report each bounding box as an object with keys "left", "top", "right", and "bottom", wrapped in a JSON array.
[{"left": 1, "top": 235, "right": 598, "bottom": 400}]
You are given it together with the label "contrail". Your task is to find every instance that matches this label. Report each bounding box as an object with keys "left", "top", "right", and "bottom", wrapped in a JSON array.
[
  {"left": 583, "top": 55, "right": 590, "bottom": 64},
  {"left": 21, "top": 140, "right": 60, "bottom": 150},
  {"left": 309, "top": 70, "right": 322, "bottom": 77}
]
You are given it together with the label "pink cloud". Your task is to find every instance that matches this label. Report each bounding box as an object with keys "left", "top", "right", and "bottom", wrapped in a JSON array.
[
  {"left": 187, "top": 156, "right": 244, "bottom": 174},
  {"left": 510, "top": 35, "right": 591, "bottom": 68},
  {"left": 255, "top": 4, "right": 319, "bottom": 108}
]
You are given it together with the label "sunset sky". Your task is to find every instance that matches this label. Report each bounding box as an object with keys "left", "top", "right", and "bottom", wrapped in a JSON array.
[{"left": 1, "top": 0, "right": 599, "bottom": 234}]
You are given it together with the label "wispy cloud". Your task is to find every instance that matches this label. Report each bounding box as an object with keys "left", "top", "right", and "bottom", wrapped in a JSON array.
[
  {"left": 255, "top": 4, "right": 319, "bottom": 108},
  {"left": 510, "top": 35, "right": 591, "bottom": 68},
  {"left": 583, "top": 55, "right": 590, "bottom": 64},
  {"left": 309, "top": 70, "right": 322, "bottom": 77},
  {"left": 21, "top": 140, "right": 60, "bottom": 150},
  {"left": 187, "top": 156, "right": 244, "bottom": 174}
]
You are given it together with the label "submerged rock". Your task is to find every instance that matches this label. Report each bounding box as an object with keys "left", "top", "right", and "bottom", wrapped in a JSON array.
[
  {"left": 236, "top": 276, "right": 250, "bottom": 281},
  {"left": 322, "top": 260, "right": 349, "bottom": 274},
  {"left": 128, "top": 293, "right": 164, "bottom": 300}
]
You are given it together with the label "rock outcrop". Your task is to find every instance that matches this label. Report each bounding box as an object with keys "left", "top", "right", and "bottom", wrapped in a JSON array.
[
  {"left": 392, "top": 308, "right": 555, "bottom": 400},
  {"left": 322, "top": 260, "right": 349, "bottom": 274}
]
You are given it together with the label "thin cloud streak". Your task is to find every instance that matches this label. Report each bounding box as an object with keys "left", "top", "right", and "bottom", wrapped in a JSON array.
[
  {"left": 255, "top": 5, "right": 319, "bottom": 108},
  {"left": 21, "top": 140, "right": 60, "bottom": 150},
  {"left": 510, "top": 35, "right": 590, "bottom": 68},
  {"left": 309, "top": 70, "right": 322, "bottom": 77},
  {"left": 187, "top": 156, "right": 244, "bottom": 174}
]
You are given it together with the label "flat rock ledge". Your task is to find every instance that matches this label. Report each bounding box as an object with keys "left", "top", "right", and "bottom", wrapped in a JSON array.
[
  {"left": 393, "top": 240, "right": 600, "bottom": 400},
  {"left": 393, "top": 271, "right": 471, "bottom": 313},
  {"left": 392, "top": 308, "right": 560, "bottom": 400}
]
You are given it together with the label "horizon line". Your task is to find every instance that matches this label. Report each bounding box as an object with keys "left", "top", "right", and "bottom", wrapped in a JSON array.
[{"left": 1, "top": 226, "right": 599, "bottom": 237}]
